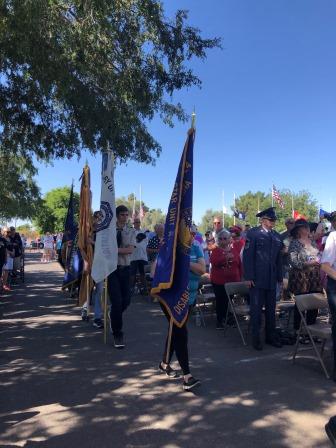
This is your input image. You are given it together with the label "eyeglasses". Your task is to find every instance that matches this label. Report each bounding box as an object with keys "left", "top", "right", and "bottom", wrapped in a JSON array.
[
  {"left": 134, "top": 221, "right": 140, "bottom": 223},
  {"left": 214, "top": 222, "right": 221, "bottom": 225},
  {"left": 218, "top": 237, "right": 229, "bottom": 240}
]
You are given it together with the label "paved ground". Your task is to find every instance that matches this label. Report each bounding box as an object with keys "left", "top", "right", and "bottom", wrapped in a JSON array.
[{"left": 0, "top": 252, "right": 336, "bottom": 448}]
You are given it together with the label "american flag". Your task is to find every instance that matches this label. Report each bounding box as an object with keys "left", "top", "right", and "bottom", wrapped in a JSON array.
[{"left": 272, "top": 185, "right": 285, "bottom": 209}]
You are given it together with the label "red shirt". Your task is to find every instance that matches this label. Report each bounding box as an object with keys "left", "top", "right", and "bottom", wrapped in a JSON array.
[
  {"left": 232, "top": 238, "right": 245, "bottom": 254},
  {"left": 210, "top": 246, "right": 242, "bottom": 285}
]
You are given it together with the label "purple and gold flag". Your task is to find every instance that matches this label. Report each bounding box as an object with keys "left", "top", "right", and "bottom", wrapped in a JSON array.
[{"left": 151, "top": 128, "right": 194, "bottom": 327}]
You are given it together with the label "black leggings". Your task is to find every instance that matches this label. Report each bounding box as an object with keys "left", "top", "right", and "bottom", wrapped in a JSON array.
[
  {"left": 160, "top": 303, "right": 190, "bottom": 375},
  {"left": 212, "top": 283, "right": 229, "bottom": 323}
]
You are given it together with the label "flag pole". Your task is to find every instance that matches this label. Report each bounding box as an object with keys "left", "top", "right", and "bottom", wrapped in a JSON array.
[
  {"left": 222, "top": 190, "right": 225, "bottom": 228},
  {"left": 233, "top": 193, "right": 236, "bottom": 225},
  {"left": 291, "top": 194, "right": 294, "bottom": 219},
  {"left": 139, "top": 184, "right": 142, "bottom": 224},
  {"left": 271, "top": 184, "right": 274, "bottom": 207}
]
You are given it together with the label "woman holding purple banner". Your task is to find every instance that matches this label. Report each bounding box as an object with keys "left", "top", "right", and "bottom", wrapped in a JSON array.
[{"left": 158, "top": 227, "right": 205, "bottom": 391}]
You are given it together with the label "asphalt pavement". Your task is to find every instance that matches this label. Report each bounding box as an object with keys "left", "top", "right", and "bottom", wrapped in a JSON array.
[{"left": 0, "top": 252, "right": 335, "bottom": 448}]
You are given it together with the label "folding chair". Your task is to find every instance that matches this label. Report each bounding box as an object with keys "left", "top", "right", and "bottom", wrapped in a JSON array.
[
  {"left": 277, "top": 279, "right": 295, "bottom": 329},
  {"left": 195, "top": 281, "right": 216, "bottom": 327},
  {"left": 224, "top": 282, "right": 250, "bottom": 346},
  {"left": 292, "top": 292, "right": 332, "bottom": 379}
]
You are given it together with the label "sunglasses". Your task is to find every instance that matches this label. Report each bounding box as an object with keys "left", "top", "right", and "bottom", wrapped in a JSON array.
[
  {"left": 218, "top": 237, "right": 229, "bottom": 240},
  {"left": 214, "top": 222, "right": 221, "bottom": 225}
]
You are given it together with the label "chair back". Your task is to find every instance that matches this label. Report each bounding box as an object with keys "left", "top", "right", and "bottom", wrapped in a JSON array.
[
  {"left": 225, "top": 282, "right": 250, "bottom": 298},
  {"left": 294, "top": 292, "right": 328, "bottom": 312}
]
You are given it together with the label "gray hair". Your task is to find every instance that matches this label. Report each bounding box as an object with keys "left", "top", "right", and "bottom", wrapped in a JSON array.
[{"left": 216, "top": 229, "right": 231, "bottom": 242}]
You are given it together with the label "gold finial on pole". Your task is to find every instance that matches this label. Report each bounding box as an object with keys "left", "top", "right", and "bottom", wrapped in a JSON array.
[{"left": 191, "top": 108, "right": 196, "bottom": 129}]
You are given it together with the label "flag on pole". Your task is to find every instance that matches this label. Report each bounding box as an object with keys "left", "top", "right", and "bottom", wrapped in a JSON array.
[
  {"left": 91, "top": 151, "right": 118, "bottom": 283},
  {"left": 233, "top": 209, "right": 246, "bottom": 220},
  {"left": 78, "top": 164, "right": 94, "bottom": 306},
  {"left": 61, "top": 233, "right": 83, "bottom": 291},
  {"left": 293, "top": 210, "right": 307, "bottom": 220},
  {"left": 60, "top": 183, "right": 77, "bottom": 269},
  {"left": 139, "top": 203, "right": 145, "bottom": 220},
  {"left": 272, "top": 185, "right": 285, "bottom": 208},
  {"left": 131, "top": 193, "right": 136, "bottom": 220},
  {"left": 61, "top": 184, "right": 82, "bottom": 290},
  {"left": 151, "top": 128, "right": 194, "bottom": 328},
  {"left": 319, "top": 208, "right": 330, "bottom": 219}
]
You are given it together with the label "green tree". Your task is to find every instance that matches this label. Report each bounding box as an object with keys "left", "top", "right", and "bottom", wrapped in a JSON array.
[
  {"left": 115, "top": 194, "right": 165, "bottom": 230},
  {"left": 33, "top": 186, "right": 80, "bottom": 233},
  {"left": 234, "top": 189, "right": 319, "bottom": 232},
  {"left": 0, "top": 152, "right": 41, "bottom": 220},
  {"left": 0, "top": 1, "right": 220, "bottom": 166},
  {"left": 198, "top": 209, "right": 234, "bottom": 234}
]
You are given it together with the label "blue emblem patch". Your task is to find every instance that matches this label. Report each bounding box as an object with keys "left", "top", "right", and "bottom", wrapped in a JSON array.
[{"left": 96, "top": 201, "right": 113, "bottom": 232}]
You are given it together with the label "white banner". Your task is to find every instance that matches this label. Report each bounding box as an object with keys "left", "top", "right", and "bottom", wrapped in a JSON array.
[{"left": 91, "top": 151, "right": 118, "bottom": 283}]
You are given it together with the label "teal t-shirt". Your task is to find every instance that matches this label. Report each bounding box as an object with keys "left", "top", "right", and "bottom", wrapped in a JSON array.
[{"left": 189, "top": 242, "right": 204, "bottom": 305}]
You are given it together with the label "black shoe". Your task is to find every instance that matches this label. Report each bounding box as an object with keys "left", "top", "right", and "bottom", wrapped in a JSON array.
[
  {"left": 81, "top": 307, "right": 89, "bottom": 321},
  {"left": 158, "top": 362, "right": 180, "bottom": 379},
  {"left": 216, "top": 321, "right": 225, "bottom": 330},
  {"left": 93, "top": 318, "right": 104, "bottom": 329},
  {"left": 333, "top": 368, "right": 336, "bottom": 382},
  {"left": 252, "top": 336, "right": 263, "bottom": 351},
  {"left": 265, "top": 338, "right": 282, "bottom": 348},
  {"left": 183, "top": 376, "right": 200, "bottom": 391},
  {"left": 325, "top": 416, "right": 336, "bottom": 445},
  {"left": 114, "top": 334, "right": 125, "bottom": 349}
]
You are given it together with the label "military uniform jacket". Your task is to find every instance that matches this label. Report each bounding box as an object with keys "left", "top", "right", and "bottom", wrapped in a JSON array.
[{"left": 243, "top": 226, "right": 283, "bottom": 289}]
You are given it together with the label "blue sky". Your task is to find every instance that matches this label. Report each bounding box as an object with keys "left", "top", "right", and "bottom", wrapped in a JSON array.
[{"left": 35, "top": 0, "right": 336, "bottom": 224}]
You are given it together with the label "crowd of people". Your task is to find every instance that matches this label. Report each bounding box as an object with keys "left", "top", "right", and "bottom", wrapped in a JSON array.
[
  {"left": 4, "top": 205, "right": 336, "bottom": 390},
  {"left": 0, "top": 226, "right": 23, "bottom": 292},
  {"left": 71, "top": 203, "right": 336, "bottom": 389}
]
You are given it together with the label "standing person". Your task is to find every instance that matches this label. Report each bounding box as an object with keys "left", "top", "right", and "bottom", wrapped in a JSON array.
[
  {"left": 287, "top": 219, "right": 322, "bottom": 337},
  {"left": 159, "top": 227, "right": 205, "bottom": 391},
  {"left": 321, "top": 211, "right": 336, "bottom": 381},
  {"left": 130, "top": 217, "right": 148, "bottom": 295},
  {"left": 0, "top": 227, "right": 8, "bottom": 285},
  {"left": 208, "top": 216, "right": 224, "bottom": 251},
  {"left": 2, "top": 228, "right": 15, "bottom": 291},
  {"left": 210, "top": 229, "right": 243, "bottom": 329},
  {"left": 243, "top": 207, "right": 283, "bottom": 350},
  {"left": 42, "top": 232, "right": 54, "bottom": 263},
  {"left": 280, "top": 217, "right": 295, "bottom": 279},
  {"left": 107, "top": 205, "right": 135, "bottom": 348},
  {"left": 147, "top": 223, "right": 164, "bottom": 278},
  {"left": 8, "top": 227, "right": 22, "bottom": 276}
]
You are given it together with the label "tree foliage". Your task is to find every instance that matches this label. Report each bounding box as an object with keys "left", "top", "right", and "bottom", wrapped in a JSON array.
[
  {"left": 0, "top": 1, "right": 220, "bottom": 166},
  {"left": 198, "top": 209, "right": 234, "bottom": 234},
  {"left": 0, "top": 151, "right": 41, "bottom": 220},
  {"left": 33, "top": 186, "right": 80, "bottom": 233},
  {"left": 234, "top": 189, "right": 318, "bottom": 231},
  {"left": 199, "top": 189, "right": 319, "bottom": 234},
  {"left": 116, "top": 193, "right": 165, "bottom": 230}
]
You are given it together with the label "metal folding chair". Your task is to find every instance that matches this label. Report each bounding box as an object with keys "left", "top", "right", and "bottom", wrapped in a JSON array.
[
  {"left": 224, "top": 282, "right": 250, "bottom": 346},
  {"left": 195, "top": 281, "right": 216, "bottom": 327},
  {"left": 292, "top": 292, "right": 332, "bottom": 379}
]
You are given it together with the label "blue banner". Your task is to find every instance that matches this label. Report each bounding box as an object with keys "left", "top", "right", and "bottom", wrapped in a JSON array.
[
  {"left": 151, "top": 129, "right": 194, "bottom": 327},
  {"left": 62, "top": 184, "right": 77, "bottom": 246},
  {"left": 319, "top": 208, "right": 330, "bottom": 219},
  {"left": 62, "top": 232, "right": 83, "bottom": 290}
]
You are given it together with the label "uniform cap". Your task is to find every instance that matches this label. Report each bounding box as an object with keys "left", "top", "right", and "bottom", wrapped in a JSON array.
[{"left": 256, "top": 207, "right": 277, "bottom": 220}]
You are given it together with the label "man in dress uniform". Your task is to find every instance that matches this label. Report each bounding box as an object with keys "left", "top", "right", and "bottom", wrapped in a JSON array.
[{"left": 243, "top": 207, "right": 283, "bottom": 350}]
